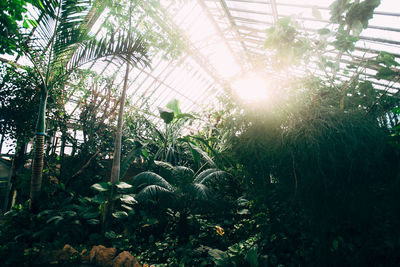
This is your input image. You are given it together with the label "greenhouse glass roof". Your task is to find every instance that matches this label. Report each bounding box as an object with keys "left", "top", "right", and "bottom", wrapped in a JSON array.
[
  {"left": 2, "top": 0, "right": 400, "bottom": 119},
  {"left": 85, "top": 0, "right": 399, "bottom": 118}
]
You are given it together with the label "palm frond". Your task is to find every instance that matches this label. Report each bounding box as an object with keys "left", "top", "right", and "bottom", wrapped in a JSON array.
[
  {"left": 173, "top": 166, "right": 195, "bottom": 186},
  {"left": 154, "top": 161, "right": 174, "bottom": 181},
  {"left": 136, "top": 185, "right": 175, "bottom": 203},
  {"left": 23, "top": 0, "right": 150, "bottom": 86},
  {"left": 189, "top": 183, "right": 211, "bottom": 201},
  {"left": 129, "top": 171, "right": 173, "bottom": 191},
  {"left": 62, "top": 32, "right": 150, "bottom": 76},
  {"left": 194, "top": 169, "right": 227, "bottom": 185}
]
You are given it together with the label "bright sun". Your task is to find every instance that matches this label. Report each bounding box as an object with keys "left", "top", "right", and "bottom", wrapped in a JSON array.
[{"left": 232, "top": 72, "right": 269, "bottom": 102}]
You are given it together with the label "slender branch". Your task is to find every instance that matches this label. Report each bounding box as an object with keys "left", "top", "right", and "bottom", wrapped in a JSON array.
[{"left": 66, "top": 149, "right": 101, "bottom": 185}]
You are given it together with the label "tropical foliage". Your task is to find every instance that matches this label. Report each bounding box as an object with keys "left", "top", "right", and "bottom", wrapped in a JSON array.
[{"left": 0, "top": 0, "right": 399, "bottom": 266}]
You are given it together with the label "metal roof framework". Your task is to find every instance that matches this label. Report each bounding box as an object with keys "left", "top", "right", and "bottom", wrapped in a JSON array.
[
  {"left": 8, "top": 0, "right": 400, "bottom": 121},
  {"left": 103, "top": 0, "right": 400, "bottom": 116}
]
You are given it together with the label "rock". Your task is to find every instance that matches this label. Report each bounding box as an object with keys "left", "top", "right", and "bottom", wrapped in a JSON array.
[
  {"left": 90, "top": 245, "right": 101, "bottom": 263},
  {"left": 80, "top": 248, "right": 90, "bottom": 263},
  {"left": 59, "top": 244, "right": 78, "bottom": 261},
  {"left": 90, "top": 245, "right": 117, "bottom": 267},
  {"left": 113, "top": 251, "right": 140, "bottom": 267}
]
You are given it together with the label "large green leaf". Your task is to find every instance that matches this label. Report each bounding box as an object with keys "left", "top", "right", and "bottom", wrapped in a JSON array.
[
  {"left": 115, "top": 181, "right": 133, "bottom": 190},
  {"left": 120, "top": 194, "right": 137, "bottom": 205},
  {"left": 166, "top": 98, "right": 181, "bottom": 115},
  {"left": 351, "top": 20, "right": 363, "bottom": 36},
  {"left": 112, "top": 211, "right": 128, "bottom": 219},
  {"left": 90, "top": 182, "right": 111, "bottom": 192},
  {"left": 158, "top": 107, "right": 174, "bottom": 124}
]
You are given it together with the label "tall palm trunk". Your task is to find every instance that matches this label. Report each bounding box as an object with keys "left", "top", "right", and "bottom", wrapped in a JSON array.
[
  {"left": 29, "top": 86, "right": 48, "bottom": 212},
  {"left": 110, "top": 62, "right": 130, "bottom": 183},
  {"left": 102, "top": 61, "right": 130, "bottom": 231}
]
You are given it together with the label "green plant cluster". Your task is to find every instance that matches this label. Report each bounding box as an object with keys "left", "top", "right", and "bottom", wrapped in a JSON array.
[{"left": 0, "top": 0, "right": 400, "bottom": 266}]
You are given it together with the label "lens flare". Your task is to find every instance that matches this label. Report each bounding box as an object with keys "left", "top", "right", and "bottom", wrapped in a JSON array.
[{"left": 232, "top": 73, "right": 269, "bottom": 102}]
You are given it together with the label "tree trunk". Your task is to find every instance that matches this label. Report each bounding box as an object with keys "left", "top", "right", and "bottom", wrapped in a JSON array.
[
  {"left": 102, "top": 62, "right": 130, "bottom": 231},
  {"left": 71, "top": 130, "right": 77, "bottom": 157},
  {"left": 59, "top": 130, "right": 66, "bottom": 181},
  {"left": 29, "top": 87, "right": 48, "bottom": 212},
  {"left": 0, "top": 133, "right": 4, "bottom": 154},
  {"left": 6, "top": 140, "right": 26, "bottom": 211}
]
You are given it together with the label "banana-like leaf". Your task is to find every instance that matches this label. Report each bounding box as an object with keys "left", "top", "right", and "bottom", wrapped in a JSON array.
[
  {"left": 158, "top": 107, "right": 174, "bottom": 124},
  {"left": 166, "top": 99, "right": 181, "bottom": 115}
]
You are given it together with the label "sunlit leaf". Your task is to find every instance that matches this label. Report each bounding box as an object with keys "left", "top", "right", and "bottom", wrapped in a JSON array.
[
  {"left": 237, "top": 209, "right": 250, "bottom": 215},
  {"left": 87, "top": 219, "right": 100, "bottom": 225},
  {"left": 112, "top": 211, "right": 128, "bottom": 219},
  {"left": 115, "top": 181, "right": 132, "bottom": 189},
  {"left": 166, "top": 99, "right": 181, "bottom": 115},
  {"left": 351, "top": 20, "right": 363, "bottom": 36},
  {"left": 120, "top": 194, "right": 137, "bottom": 205},
  {"left": 90, "top": 182, "right": 110, "bottom": 192},
  {"left": 121, "top": 204, "right": 133, "bottom": 210}
]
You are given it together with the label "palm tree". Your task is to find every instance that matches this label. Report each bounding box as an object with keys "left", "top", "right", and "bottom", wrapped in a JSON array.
[
  {"left": 101, "top": 1, "right": 151, "bottom": 230},
  {"left": 20, "top": 0, "right": 149, "bottom": 211},
  {"left": 128, "top": 162, "right": 228, "bottom": 210}
]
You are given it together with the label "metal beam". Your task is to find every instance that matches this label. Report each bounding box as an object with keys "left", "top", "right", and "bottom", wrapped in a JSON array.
[
  {"left": 218, "top": 0, "right": 253, "bottom": 68},
  {"left": 269, "top": 0, "right": 278, "bottom": 23},
  {"left": 197, "top": 0, "right": 246, "bottom": 73},
  {"left": 140, "top": 1, "right": 225, "bottom": 87}
]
